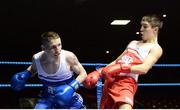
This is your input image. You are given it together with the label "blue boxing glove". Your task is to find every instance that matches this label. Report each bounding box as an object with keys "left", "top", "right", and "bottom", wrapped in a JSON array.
[
  {"left": 11, "top": 70, "right": 31, "bottom": 92},
  {"left": 54, "top": 80, "right": 80, "bottom": 106}
]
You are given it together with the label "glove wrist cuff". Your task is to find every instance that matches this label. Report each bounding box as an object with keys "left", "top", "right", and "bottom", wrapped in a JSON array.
[
  {"left": 21, "top": 70, "right": 31, "bottom": 81},
  {"left": 121, "top": 64, "right": 131, "bottom": 73},
  {"left": 96, "top": 67, "right": 103, "bottom": 78},
  {"left": 69, "top": 80, "right": 80, "bottom": 90}
]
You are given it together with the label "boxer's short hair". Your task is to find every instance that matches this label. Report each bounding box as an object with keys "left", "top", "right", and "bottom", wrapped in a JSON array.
[
  {"left": 142, "top": 14, "right": 163, "bottom": 29},
  {"left": 41, "top": 31, "right": 60, "bottom": 46}
]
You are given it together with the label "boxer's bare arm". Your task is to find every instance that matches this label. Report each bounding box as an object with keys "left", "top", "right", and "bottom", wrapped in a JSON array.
[{"left": 131, "top": 45, "right": 163, "bottom": 74}]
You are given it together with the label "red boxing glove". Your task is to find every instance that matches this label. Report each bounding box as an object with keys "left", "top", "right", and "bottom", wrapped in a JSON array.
[
  {"left": 83, "top": 68, "right": 103, "bottom": 89},
  {"left": 101, "top": 64, "right": 131, "bottom": 82}
]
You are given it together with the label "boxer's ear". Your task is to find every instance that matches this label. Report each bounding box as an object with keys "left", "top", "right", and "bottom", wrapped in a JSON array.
[{"left": 153, "top": 26, "right": 159, "bottom": 33}]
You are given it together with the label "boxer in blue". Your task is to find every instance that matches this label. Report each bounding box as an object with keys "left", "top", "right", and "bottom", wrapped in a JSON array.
[{"left": 11, "top": 31, "right": 87, "bottom": 109}]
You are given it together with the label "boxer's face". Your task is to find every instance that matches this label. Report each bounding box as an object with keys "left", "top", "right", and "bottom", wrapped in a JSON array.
[
  {"left": 43, "top": 38, "right": 62, "bottom": 58},
  {"left": 140, "top": 21, "right": 157, "bottom": 41}
]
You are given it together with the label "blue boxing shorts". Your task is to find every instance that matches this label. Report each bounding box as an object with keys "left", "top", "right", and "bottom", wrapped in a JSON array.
[
  {"left": 35, "top": 92, "right": 85, "bottom": 109},
  {"left": 34, "top": 77, "right": 85, "bottom": 109}
]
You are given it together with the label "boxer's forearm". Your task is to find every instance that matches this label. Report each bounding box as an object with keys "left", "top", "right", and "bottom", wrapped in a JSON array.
[{"left": 76, "top": 72, "right": 87, "bottom": 83}]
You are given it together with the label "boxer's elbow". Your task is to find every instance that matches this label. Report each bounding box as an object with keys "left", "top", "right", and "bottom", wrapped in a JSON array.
[
  {"left": 138, "top": 64, "right": 152, "bottom": 75},
  {"left": 139, "top": 68, "right": 149, "bottom": 75}
]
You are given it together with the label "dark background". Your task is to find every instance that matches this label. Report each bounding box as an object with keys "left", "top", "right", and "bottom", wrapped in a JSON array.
[
  {"left": 0, "top": 0, "right": 180, "bottom": 109},
  {"left": 0, "top": 0, "right": 180, "bottom": 63}
]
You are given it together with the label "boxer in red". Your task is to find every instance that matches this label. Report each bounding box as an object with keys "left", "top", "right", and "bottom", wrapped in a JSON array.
[{"left": 83, "top": 14, "right": 164, "bottom": 109}]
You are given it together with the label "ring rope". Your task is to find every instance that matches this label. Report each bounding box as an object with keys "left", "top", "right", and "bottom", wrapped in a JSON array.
[
  {"left": 1, "top": 60, "right": 180, "bottom": 108},
  {"left": 0, "top": 61, "right": 180, "bottom": 67},
  {"left": 1, "top": 83, "right": 180, "bottom": 88}
]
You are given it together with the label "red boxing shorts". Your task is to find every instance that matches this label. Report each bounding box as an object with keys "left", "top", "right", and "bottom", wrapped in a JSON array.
[{"left": 100, "top": 76, "right": 137, "bottom": 109}]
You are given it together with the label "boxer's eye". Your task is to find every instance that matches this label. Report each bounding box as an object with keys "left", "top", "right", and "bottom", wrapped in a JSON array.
[
  {"left": 143, "top": 26, "right": 148, "bottom": 29},
  {"left": 49, "top": 44, "right": 61, "bottom": 50},
  {"left": 58, "top": 43, "right": 61, "bottom": 47},
  {"left": 48, "top": 45, "right": 56, "bottom": 50}
]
